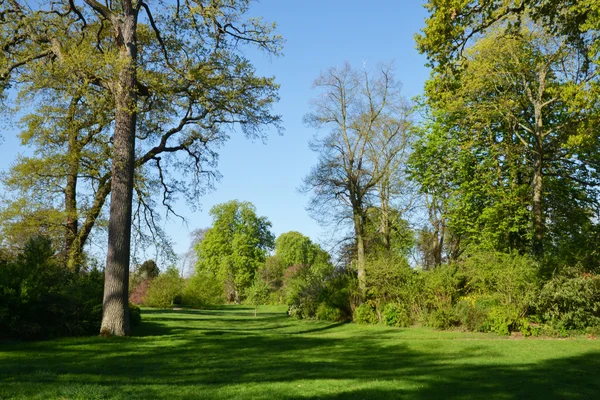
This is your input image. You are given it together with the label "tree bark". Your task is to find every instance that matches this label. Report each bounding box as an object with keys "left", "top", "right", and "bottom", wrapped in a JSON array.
[
  {"left": 354, "top": 211, "right": 367, "bottom": 297},
  {"left": 65, "top": 135, "right": 79, "bottom": 270},
  {"left": 532, "top": 148, "right": 544, "bottom": 256},
  {"left": 100, "top": 6, "right": 138, "bottom": 336}
]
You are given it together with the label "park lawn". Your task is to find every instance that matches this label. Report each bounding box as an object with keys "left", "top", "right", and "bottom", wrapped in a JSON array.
[{"left": 1, "top": 306, "right": 599, "bottom": 399}]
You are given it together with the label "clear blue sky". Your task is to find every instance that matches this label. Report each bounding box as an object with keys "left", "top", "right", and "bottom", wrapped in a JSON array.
[{"left": 0, "top": 1, "right": 431, "bottom": 262}]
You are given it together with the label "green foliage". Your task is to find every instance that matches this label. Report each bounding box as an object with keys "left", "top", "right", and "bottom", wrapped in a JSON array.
[
  {"left": 246, "top": 278, "right": 271, "bottom": 309},
  {"left": 196, "top": 200, "right": 275, "bottom": 302},
  {"left": 536, "top": 268, "right": 600, "bottom": 331},
  {"left": 181, "top": 272, "right": 225, "bottom": 308},
  {"left": 0, "top": 237, "right": 104, "bottom": 340},
  {"left": 276, "top": 231, "right": 326, "bottom": 267},
  {"left": 315, "top": 303, "right": 344, "bottom": 322},
  {"left": 459, "top": 251, "right": 539, "bottom": 313},
  {"left": 382, "top": 303, "right": 411, "bottom": 328},
  {"left": 144, "top": 266, "right": 184, "bottom": 308},
  {"left": 128, "top": 303, "right": 142, "bottom": 327},
  {"left": 353, "top": 303, "right": 378, "bottom": 325}
]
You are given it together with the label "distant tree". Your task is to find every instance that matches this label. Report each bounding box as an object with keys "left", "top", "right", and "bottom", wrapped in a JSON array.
[
  {"left": 302, "top": 62, "right": 410, "bottom": 297},
  {"left": 275, "top": 231, "right": 330, "bottom": 269},
  {"left": 195, "top": 201, "right": 274, "bottom": 303}
]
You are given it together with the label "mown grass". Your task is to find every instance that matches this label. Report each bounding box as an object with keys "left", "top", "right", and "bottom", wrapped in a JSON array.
[{"left": 1, "top": 305, "right": 599, "bottom": 399}]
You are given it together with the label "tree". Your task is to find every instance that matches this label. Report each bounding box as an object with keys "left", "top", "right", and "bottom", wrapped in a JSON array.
[
  {"left": 195, "top": 200, "right": 274, "bottom": 303},
  {"left": 1, "top": 1, "right": 282, "bottom": 335},
  {"left": 416, "top": 0, "right": 599, "bottom": 74},
  {"left": 275, "top": 231, "right": 330, "bottom": 269},
  {"left": 302, "top": 62, "right": 411, "bottom": 296},
  {"left": 411, "top": 24, "right": 600, "bottom": 259}
]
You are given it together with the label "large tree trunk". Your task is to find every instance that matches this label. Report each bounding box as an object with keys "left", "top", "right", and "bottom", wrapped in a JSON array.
[{"left": 100, "top": 8, "right": 138, "bottom": 337}]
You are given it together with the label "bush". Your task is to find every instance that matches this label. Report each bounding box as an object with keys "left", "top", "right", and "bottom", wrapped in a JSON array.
[
  {"left": 0, "top": 237, "right": 104, "bottom": 340},
  {"left": 144, "top": 266, "right": 184, "bottom": 308},
  {"left": 283, "top": 264, "right": 323, "bottom": 319},
  {"left": 353, "top": 303, "right": 378, "bottom": 325},
  {"left": 128, "top": 303, "right": 142, "bottom": 326},
  {"left": 382, "top": 303, "right": 411, "bottom": 327},
  {"left": 536, "top": 268, "right": 600, "bottom": 331},
  {"left": 427, "top": 308, "right": 458, "bottom": 330},
  {"left": 453, "top": 296, "right": 494, "bottom": 332},
  {"left": 181, "top": 271, "right": 224, "bottom": 308},
  {"left": 316, "top": 303, "right": 344, "bottom": 322}
]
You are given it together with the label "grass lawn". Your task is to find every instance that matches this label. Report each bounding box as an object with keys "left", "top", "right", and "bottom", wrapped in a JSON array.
[{"left": 1, "top": 305, "right": 599, "bottom": 399}]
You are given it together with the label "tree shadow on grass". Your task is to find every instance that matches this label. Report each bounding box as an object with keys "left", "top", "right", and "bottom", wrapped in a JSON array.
[{"left": 1, "top": 309, "right": 599, "bottom": 399}]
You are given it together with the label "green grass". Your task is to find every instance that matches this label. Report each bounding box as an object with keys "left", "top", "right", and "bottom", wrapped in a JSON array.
[{"left": 1, "top": 305, "right": 599, "bottom": 399}]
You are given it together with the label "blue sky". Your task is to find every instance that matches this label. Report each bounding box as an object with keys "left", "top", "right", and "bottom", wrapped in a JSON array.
[{"left": 0, "top": 1, "right": 431, "bottom": 262}]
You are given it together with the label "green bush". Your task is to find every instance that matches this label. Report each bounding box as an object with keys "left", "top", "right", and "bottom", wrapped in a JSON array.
[
  {"left": 481, "top": 306, "right": 520, "bottom": 335},
  {"left": 453, "top": 296, "right": 494, "bottom": 332},
  {"left": 0, "top": 237, "right": 104, "bottom": 340},
  {"left": 144, "top": 266, "right": 184, "bottom": 308},
  {"left": 316, "top": 303, "right": 344, "bottom": 322},
  {"left": 382, "top": 303, "right": 411, "bottom": 327},
  {"left": 181, "top": 271, "right": 224, "bottom": 308},
  {"left": 128, "top": 303, "right": 142, "bottom": 327},
  {"left": 427, "top": 308, "right": 458, "bottom": 330},
  {"left": 283, "top": 264, "right": 324, "bottom": 319},
  {"left": 536, "top": 268, "right": 600, "bottom": 331},
  {"left": 353, "top": 303, "right": 378, "bottom": 325}
]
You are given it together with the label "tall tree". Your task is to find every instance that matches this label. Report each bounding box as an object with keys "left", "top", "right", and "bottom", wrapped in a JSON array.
[
  {"left": 302, "top": 62, "right": 410, "bottom": 297},
  {"left": 0, "top": 0, "right": 282, "bottom": 335},
  {"left": 412, "top": 24, "right": 600, "bottom": 259},
  {"left": 195, "top": 200, "right": 275, "bottom": 303}
]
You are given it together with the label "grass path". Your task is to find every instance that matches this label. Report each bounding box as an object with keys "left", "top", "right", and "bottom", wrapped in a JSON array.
[{"left": 1, "top": 305, "right": 599, "bottom": 399}]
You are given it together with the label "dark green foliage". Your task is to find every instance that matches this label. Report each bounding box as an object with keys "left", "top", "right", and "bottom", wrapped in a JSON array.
[
  {"left": 353, "top": 303, "right": 378, "bottom": 325},
  {"left": 128, "top": 303, "right": 142, "bottom": 327},
  {"left": 0, "top": 237, "right": 104, "bottom": 340},
  {"left": 537, "top": 268, "right": 600, "bottom": 332}
]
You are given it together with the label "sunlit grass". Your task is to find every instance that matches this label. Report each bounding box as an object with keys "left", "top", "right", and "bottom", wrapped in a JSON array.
[{"left": 1, "top": 305, "right": 599, "bottom": 399}]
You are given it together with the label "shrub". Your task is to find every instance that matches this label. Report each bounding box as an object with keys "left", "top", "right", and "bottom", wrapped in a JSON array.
[
  {"left": 536, "top": 268, "right": 600, "bottom": 331},
  {"left": 453, "top": 296, "right": 494, "bottom": 332},
  {"left": 128, "top": 303, "right": 142, "bottom": 326},
  {"left": 382, "top": 303, "right": 411, "bottom": 327},
  {"left": 181, "top": 271, "right": 224, "bottom": 308},
  {"left": 353, "top": 303, "right": 378, "bottom": 325},
  {"left": 129, "top": 279, "right": 151, "bottom": 305},
  {"left": 458, "top": 250, "right": 539, "bottom": 317},
  {"left": 283, "top": 264, "right": 323, "bottom": 319},
  {"left": 316, "top": 303, "right": 344, "bottom": 322},
  {"left": 144, "top": 266, "right": 184, "bottom": 308},
  {"left": 427, "top": 308, "right": 458, "bottom": 330},
  {"left": 0, "top": 237, "right": 104, "bottom": 340}
]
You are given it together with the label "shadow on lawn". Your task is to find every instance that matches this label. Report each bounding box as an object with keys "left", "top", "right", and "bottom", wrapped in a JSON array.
[{"left": 0, "top": 308, "right": 598, "bottom": 399}]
